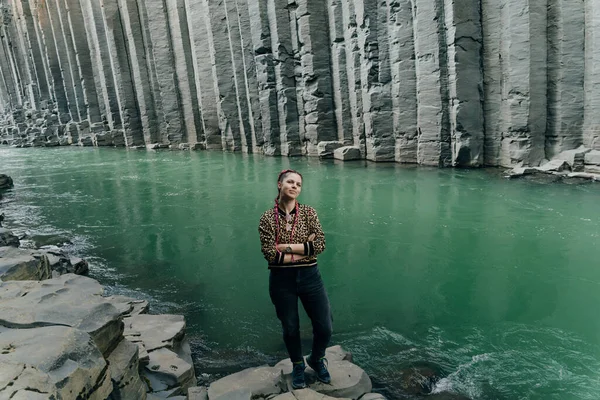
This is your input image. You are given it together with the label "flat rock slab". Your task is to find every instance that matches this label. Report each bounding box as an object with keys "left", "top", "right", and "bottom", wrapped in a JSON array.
[
  {"left": 584, "top": 150, "right": 600, "bottom": 165},
  {"left": 207, "top": 366, "right": 283, "bottom": 400},
  {"left": 334, "top": 146, "right": 362, "bottom": 161},
  {"left": 0, "top": 273, "right": 123, "bottom": 356},
  {"left": 282, "top": 361, "right": 371, "bottom": 399},
  {"left": 123, "top": 314, "right": 186, "bottom": 352},
  {"left": 0, "top": 246, "right": 50, "bottom": 281},
  {"left": 0, "top": 325, "right": 112, "bottom": 400},
  {"left": 143, "top": 347, "right": 196, "bottom": 393},
  {"left": 0, "top": 229, "right": 19, "bottom": 247},
  {"left": 107, "top": 339, "right": 147, "bottom": 400}
]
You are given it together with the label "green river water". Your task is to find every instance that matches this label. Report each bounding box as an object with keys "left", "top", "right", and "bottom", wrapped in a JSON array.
[{"left": 1, "top": 147, "right": 600, "bottom": 399}]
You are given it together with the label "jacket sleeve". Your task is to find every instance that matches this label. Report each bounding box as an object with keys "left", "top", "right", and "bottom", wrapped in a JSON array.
[
  {"left": 305, "top": 207, "right": 326, "bottom": 256},
  {"left": 259, "top": 212, "right": 283, "bottom": 264}
]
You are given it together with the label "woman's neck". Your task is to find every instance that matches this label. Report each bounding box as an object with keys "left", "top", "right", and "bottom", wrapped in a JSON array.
[{"left": 278, "top": 197, "right": 296, "bottom": 214}]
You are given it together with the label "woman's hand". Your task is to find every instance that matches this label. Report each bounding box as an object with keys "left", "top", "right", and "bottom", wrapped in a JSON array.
[{"left": 307, "top": 233, "right": 316, "bottom": 242}]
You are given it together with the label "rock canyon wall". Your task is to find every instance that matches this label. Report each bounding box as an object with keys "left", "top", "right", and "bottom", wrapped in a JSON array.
[{"left": 0, "top": 0, "right": 598, "bottom": 167}]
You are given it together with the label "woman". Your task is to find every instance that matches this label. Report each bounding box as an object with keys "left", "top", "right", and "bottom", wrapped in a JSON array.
[{"left": 258, "top": 169, "right": 333, "bottom": 389}]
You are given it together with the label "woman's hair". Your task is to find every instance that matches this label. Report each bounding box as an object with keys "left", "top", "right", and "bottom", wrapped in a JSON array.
[
  {"left": 278, "top": 169, "right": 302, "bottom": 184},
  {"left": 277, "top": 169, "right": 302, "bottom": 197}
]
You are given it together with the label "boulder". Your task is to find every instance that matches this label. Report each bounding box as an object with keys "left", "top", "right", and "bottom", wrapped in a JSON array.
[
  {"left": 0, "top": 174, "right": 13, "bottom": 189},
  {"left": 536, "top": 159, "right": 570, "bottom": 173},
  {"left": 0, "top": 325, "right": 113, "bottom": 400},
  {"left": 281, "top": 361, "right": 371, "bottom": 399},
  {"left": 584, "top": 150, "right": 600, "bottom": 165},
  {"left": 207, "top": 366, "right": 283, "bottom": 400},
  {"left": 334, "top": 146, "right": 362, "bottom": 161},
  {"left": 0, "top": 246, "right": 51, "bottom": 281},
  {"left": 107, "top": 339, "right": 147, "bottom": 400},
  {"left": 104, "top": 294, "right": 149, "bottom": 317},
  {"left": 584, "top": 165, "right": 600, "bottom": 174},
  {"left": 317, "top": 141, "right": 343, "bottom": 158},
  {"left": 0, "top": 228, "right": 19, "bottom": 247},
  {"left": 0, "top": 274, "right": 123, "bottom": 356},
  {"left": 142, "top": 347, "right": 196, "bottom": 394},
  {"left": 553, "top": 147, "right": 591, "bottom": 172},
  {"left": 123, "top": 314, "right": 186, "bottom": 352},
  {"left": 275, "top": 388, "right": 352, "bottom": 400},
  {"left": 188, "top": 386, "right": 209, "bottom": 400},
  {"left": 505, "top": 167, "right": 539, "bottom": 178},
  {"left": 358, "top": 394, "right": 387, "bottom": 400}
]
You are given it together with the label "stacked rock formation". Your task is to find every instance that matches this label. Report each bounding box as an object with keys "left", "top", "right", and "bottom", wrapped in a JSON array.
[{"left": 0, "top": 0, "right": 598, "bottom": 167}]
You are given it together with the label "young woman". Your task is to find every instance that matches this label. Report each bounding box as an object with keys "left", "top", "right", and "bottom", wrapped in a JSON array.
[{"left": 258, "top": 169, "right": 333, "bottom": 389}]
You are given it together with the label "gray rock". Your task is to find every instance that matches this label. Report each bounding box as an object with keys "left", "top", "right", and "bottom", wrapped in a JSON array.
[
  {"left": 143, "top": 347, "right": 196, "bottom": 394},
  {"left": 536, "top": 159, "right": 571, "bottom": 173},
  {"left": 0, "top": 274, "right": 123, "bottom": 356},
  {"left": 0, "top": 325, "right": 113, "bottom": 400},
  {"left": 105, "top": 294, "right": 150, "bottom": 317},
  {"left": 585, "top": 150, "right": 600, "bottom": 165},
  {"left": 553, "top": 147, "right": 591, "bottom": 171},
  {"left": 317, "top": 141, "right": 343, "bottom": 158},
  {"left": 584, "top": 165, "right": 600, "bottom": 174},
  {"left": 0, "top": 174, "right": 13, "bottom": 189},
  {"left": 207, "top": 366, "right": 283, "bottom": 400},
  {"left": 358, "top": 394, "right": 387, "bottom": 400},
  {"left": 0, "top": 246, "right": 51, "bottom": 281},
  {"left": 123, "top": 314, "right": 186, "bottom": 352},
  {"left": 188, "top": 386, "right": 209, "bottom": 400},
  {"left": 0, "top": 228, "right": 20, "bottom": 247},
  {"left": 334, "top": 146, "right": 362, "bottom": 161},
  {"left": 107, "top": 339, "right": 147, "bottom": 400},
  {"left": 506, "top": 167, "right": 540, "bottom": 178}
]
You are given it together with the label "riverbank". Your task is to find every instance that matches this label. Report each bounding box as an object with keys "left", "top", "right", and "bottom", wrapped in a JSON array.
[{"left": 0, "top": 175, "right": 392, "bottom": 400}]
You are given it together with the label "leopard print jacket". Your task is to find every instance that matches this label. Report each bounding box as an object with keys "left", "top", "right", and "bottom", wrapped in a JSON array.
[{"left": 258, "top": 203, "right": 326, "bottom": 268}]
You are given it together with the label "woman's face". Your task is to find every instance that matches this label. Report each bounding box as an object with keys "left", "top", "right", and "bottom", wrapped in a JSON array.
[{"left": 278, "top": 172, "right": 302, "bottom": 200}]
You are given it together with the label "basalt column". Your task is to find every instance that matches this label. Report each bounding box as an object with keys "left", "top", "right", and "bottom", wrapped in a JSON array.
[
  {"left": 411, "top": 0, "right": 451, "bottom": 166},
  {"left": 4, "top": 0, "right": 34, "bottom": 109},
  {"left": 584, "top": 0, "right": 600, "bottom": 150},
  {"left": 233, "top": 0, "right": 263, "bottom": 153},
  {"left": 444, "top": 0, "right": 484, "bottom": 167},
  {"left": 247, "top": 0, "right": 280, "bottom": 155},
  {"left": 327, "top": 0, "right": 353, "bottom": 146},
  {"left": 340, "top": 0, "right": 365, "bottom": 153},
  {"left": 34, "top": 0, "right": 72, "bottom": 123},
  {"left": 481, "top": 0, "right": 503, "bottom": 165},
  {"left": 116, "top": 0, "right": 159, "bottom": 144},
  {"left": 166, "top": 0, "right": 203, "bottom": 145},
  {"left": 17, "top": 0, "right": 52, "bottom": 109},
  {"left": 100, "top": 0, "right": 144, "bottom": 146},
  {"left": 206, "top": 0, "right": 244, "bottom": 151},
  {"left": 64, "top": 0, "right": 103, "bottom": 138},
  {"left": 45, "top": 0, "right": 80, "bottom": 122},
  {"left": 184, "top": 0, "right": 220, "bottom": 149},
  {"left": 267, "top": 0, "right": 301, "bottom": 156},
  {"left": 80, "top": 0, "right": 122, "bottom": 134},
  {"left": 499, "top": 0, "right": 547, "bottom": 167},
  {"left": 139, "top": 0, "right": 185, "bottom": 145},
  {"left": 546, "top": 0, "right": 585, "bottom": 158},
  {"left": 222, "top": 0, "right": 254, "bottom": 152},
  {"left": 389, "top": 0, "right": 418, "bottom": 163},
  {"left": 0, "top": 4, "right": 23, "bottom": 109},
  {"left": 297, "top": 0, "right": 336, "bottom": 156}
]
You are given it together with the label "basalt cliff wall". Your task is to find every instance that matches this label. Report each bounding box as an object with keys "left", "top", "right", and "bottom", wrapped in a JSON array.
[{"left": 0, "top": 0, "right": 598, "bottom": 167}]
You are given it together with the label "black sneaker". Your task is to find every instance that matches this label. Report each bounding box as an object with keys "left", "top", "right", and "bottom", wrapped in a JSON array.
[
  {"left": 307, "top": 355, "right": 331, "bottom": 384},
  {"left": 291, "top": 361, "right": 307, "bottom": 389}
]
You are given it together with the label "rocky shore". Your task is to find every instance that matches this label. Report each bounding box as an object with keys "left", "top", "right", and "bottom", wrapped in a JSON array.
[
  {"left": 506, "top": 147, "right": 600, "bottom": 182},
  {"left": 0, "top": 174, "right": 388, "bottom": 400}
]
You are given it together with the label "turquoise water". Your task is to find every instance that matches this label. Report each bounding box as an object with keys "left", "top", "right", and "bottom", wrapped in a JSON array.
[{"left": 1, "top": 147, "right": 600, "bottom": 399}]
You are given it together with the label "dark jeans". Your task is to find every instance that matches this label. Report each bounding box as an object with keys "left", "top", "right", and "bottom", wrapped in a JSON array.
[{"left": 269, "top": 266, "right": 333, "bottom": 363}]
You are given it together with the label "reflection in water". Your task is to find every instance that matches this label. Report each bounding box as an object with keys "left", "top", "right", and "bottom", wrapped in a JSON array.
[{"left": 1, "top": 148, "right": 600, "bottom": 399}]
